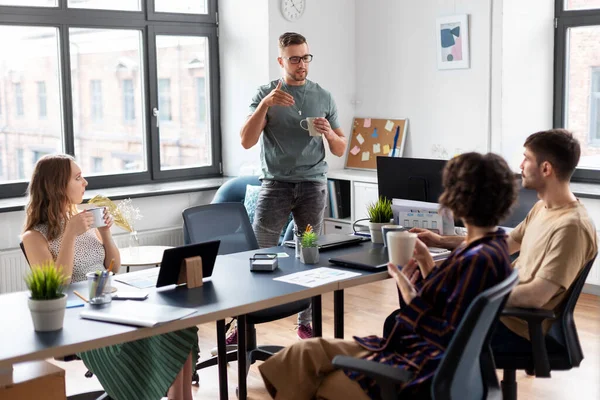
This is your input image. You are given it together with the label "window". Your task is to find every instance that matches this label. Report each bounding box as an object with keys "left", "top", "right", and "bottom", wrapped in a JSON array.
[
  {"left": 158, "top": 78, "right": 172, "bottom": 121},
  {"left": 0, "top": 0, "right": 220, "bottom": 198},
  {"left": 32, "top": 150, "right": 48, "bottom": 164},
  {"left": 92, "top": 156, "right": 103, "bottom": 173},
  {"left": 16, "top": 149, "right": 24, "bottom": 180},
  {"left": 14, "top": 83, "right": 24, "bottom": 117},
  {"left": 90, "top": 79, "right": 103, "bottom": 121},
  {"left": 0, "top": 150, "right": 3, "bottom": 177},
  {"left": 37, "top": 81, "right": 47, "bottom": 118},
  {"left": 196, "top": 77, "right": 206, "bottom": 125},
  {"left": 555, "top": 2, "right": 600, "bottom": 181},
  {"left": 122, "top": 79, "right": 135, "bottom": 123},
  {"left": 591, "top": 69, "right": 600, "bottom": 143}
]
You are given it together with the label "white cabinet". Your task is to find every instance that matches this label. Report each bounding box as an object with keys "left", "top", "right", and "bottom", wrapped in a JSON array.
[{"left": 325, "top": 169, "right": 378, "bottom": 232}]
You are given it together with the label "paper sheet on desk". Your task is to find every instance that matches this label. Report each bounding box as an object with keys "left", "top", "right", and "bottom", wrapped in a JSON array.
[
  {"left": 274, "top": 267, "right": 361, "bottom": 288},
  {"left": 115, "top": 269, "right": 159, "bottom": 289}
]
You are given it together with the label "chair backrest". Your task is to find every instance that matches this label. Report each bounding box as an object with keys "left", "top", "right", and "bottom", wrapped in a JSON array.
[
  {"left": 20, "top": 241, "right": 30, "bottom": 266},
  {"left": 432, "top": 269, "right": 519, "bottom": 400},
  {"left": 182, "top": 203, "right": 259, "bottom": 255},
  {"left": 211, "top": 175, "right": 261, "bottom": 204},
  {"left": 547, "top": 254, "right": 597, "bottom": 367}
]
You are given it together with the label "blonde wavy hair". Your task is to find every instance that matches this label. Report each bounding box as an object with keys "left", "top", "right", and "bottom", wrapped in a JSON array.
[{"left": 23, "top": 154, "right": 78, "bottom": 242}]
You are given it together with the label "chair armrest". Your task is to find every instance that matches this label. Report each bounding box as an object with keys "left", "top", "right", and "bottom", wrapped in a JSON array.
[
  {"left": 500, "top": 307, "right": 556, "bottom": 378},
  {"left": 502, "top": 307, "right": 556, "bottom": 322},
  {"left": 332, "top": 355, "right": 413, "bottom": 385}
]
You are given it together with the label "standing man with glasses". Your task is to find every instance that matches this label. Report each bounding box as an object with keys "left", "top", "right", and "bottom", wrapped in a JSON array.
[{"left": 239, "top": 32, "right": 347, "bottom": 340}]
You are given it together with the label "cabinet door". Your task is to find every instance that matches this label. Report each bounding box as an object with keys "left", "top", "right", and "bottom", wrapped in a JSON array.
[{"left": 353, "top": 181, "right": 379, "bottom": 221}]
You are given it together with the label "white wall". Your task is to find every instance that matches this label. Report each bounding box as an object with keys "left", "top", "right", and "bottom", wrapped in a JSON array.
[
  {"left": 267, "top": 0, "right": 356, "bottom": 171},
  {"left": 219, "top": 0, "right": 356, "bottom": 175},
  {"left": 498, "top": 0, "right": 554, "bottom": 168},
  {"left": 354, "top": 0, "right": 494, "bottom": 159},
  {"left": 219, "top": 0, "right": 270, "bottom": 176}
]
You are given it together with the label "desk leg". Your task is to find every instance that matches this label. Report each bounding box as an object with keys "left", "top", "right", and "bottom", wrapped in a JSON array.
[
  {"left": 311, "top": 296, "right": 322, "bottom": 337},
  {"left": 237, "top": 315, "right": 247, "bottom": 400},
  {"left": 126, "top": 266, "right": 130, "bottom": 273},
  {"left": 216, "top": 319, "right": 228, "bottom": 400},
  {"left": 334, "top": 290, "right": 344, "bottom": 339},
  {"left": 0, "top": 364, "right": 13, "bottom": 388}
]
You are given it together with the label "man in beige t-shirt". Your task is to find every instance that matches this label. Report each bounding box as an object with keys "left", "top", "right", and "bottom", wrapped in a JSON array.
[{"left": 412, "top": 129, "right": 597, "bottom": 346}]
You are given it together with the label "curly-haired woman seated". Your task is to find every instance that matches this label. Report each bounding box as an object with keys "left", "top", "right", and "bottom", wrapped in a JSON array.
[
  {"left": 21, "top": 154, "right": 198, "bottom": 400},
  {"left": 258, "top": 152, "right": 518, "bottom": 399}
]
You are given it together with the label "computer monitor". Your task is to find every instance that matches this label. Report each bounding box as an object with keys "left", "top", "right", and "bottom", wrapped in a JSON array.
[
  {"left": 376, "top": 156, "right": 538, "bottom": 229},
  {"left": 376, "top": 156, "right": 447, "bottom": 203}
]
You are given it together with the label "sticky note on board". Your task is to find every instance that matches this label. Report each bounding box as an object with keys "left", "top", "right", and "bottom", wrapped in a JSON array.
[
  {"left": 350, "top": 145, "right": 361, "bottom": 156},
  {"left": 373, "top": 143, "right": 381, "bottom": 154},
  {"left": 383, "top": 144, "right": 391, "bottom": 155},
  {"left": 371, "top": 128, "right": 378, "bottom": 138},
  {"left": 356, "top": 133, "right": 365, "bottom": 145},
  {"left": 363, "top": 118, "right": 371, "bottom": 128},
  {"left": 385, "top": 120, "right": 394, "bottom": 132},
  {"left": 361, "top": 151, "right": 370, "bottom": 161}
]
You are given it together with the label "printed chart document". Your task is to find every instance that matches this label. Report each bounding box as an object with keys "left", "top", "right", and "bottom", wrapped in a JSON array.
[
  {"left": 274, "top": 267, "right": 361, "bottom": 288},
  {"left": 115, "top": 268, "right": 159, "bottom": 289},
  {"left": 80, "top": 300, "right": 196, "bottom": 327}
]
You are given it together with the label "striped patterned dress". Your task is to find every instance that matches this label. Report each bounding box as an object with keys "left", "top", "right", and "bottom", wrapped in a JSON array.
[
  {"left": 349, "top": 229, "right": 512, "bottom": 398},
  {"left": 34, "top": 224, "right": 199, "bottom": 400}
]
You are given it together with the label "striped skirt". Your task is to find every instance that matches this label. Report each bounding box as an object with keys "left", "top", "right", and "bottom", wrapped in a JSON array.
[{"left": 78, "top": 327, "right": 199, "bottom": 400}]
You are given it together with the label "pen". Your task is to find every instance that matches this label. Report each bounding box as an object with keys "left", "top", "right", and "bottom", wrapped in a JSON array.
[
  {"left": 391, "top": 125, "right": 399, "bottom": 157},
  {"left": 73, "top": 290, "right": 89, "bottom": 303},
  {"left": 107, "top": 258, "right": 115, "bottom": 273}
]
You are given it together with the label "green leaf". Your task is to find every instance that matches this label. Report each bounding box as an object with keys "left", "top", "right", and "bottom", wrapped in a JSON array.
[{"left": 24, "top": 260, "right": 68, "bottom": 300}]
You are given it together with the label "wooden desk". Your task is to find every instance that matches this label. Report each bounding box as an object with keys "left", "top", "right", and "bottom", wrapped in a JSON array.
[{"left": 118, "top": 245, "right": 173, "bottom": 272}]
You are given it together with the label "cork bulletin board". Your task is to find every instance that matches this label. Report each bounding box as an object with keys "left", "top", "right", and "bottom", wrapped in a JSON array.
[{"left": 344, "top": 117, "right": 408, "bottom": 170}]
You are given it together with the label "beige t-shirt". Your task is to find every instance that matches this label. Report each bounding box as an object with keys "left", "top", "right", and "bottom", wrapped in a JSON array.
[{"left": 501, "top": 200, "right": 597, "bottom": 339}]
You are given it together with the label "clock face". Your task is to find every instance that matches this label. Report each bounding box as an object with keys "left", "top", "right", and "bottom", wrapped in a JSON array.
[{"left": 281, "top": 0, "right": 306, "bottom": 21}]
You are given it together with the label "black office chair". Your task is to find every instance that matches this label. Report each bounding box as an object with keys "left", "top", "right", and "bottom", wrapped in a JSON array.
[
  {"left": 19, "top": 242, "right": 111, "bottom": 400},
  {"left": 182, "top": 203, "right": 312, "bottom": 381},
  {"left": 494, "top": 256, "right": 597, "bottom": 400},
  {"left": 332, "top": 269, "right": 519, "bottom": 400}
]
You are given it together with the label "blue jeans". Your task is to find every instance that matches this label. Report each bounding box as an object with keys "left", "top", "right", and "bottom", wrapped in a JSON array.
[{"left": 253, "top": 180, "right": 328, "bottom": 324}]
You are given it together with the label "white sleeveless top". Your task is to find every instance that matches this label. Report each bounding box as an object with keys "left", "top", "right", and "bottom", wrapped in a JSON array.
[{"left": 33, "top": 224, "right": 106, "bottom": 283}]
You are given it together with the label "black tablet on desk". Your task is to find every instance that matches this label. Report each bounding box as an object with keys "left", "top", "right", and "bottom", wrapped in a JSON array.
[{"left": 156, "top": 240, "right": 220, "bottom": 288}]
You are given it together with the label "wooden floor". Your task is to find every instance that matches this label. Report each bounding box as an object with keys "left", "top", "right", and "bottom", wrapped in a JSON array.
[{"left": 53, "top": 279, "right": 600, "bottom": 399}]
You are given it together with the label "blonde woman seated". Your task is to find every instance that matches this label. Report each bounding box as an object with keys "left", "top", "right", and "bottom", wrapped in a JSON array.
[
  {"left": 22, "top": 154, "right": 197, "bottom": 400},
  {"left": 258, "top": 152, "right": 518, "bottom": 399}
]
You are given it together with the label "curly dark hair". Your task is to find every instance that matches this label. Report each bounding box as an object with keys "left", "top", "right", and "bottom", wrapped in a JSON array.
[{"left": 439, "top": 152, "right": 517, "bottom": 227}]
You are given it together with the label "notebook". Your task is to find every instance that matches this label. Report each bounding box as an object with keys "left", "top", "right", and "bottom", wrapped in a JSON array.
[
  {"left": 80, "top": 300, "right": 197, "bottom": 327},
  {"left": 328, "top": 246, "right": 451, "bottom": 271},
  {"left": 283, "top": 234, "right": 366, "bottom": 250}
]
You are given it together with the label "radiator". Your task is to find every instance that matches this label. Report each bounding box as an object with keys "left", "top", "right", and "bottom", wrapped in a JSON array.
[{"left": 0, "top": 227, "right": 184, "bottom": 294}]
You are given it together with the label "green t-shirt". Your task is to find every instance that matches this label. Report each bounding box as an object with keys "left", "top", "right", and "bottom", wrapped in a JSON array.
[{"left": 249, "top": 79, "right": 341, "bottom": 182}]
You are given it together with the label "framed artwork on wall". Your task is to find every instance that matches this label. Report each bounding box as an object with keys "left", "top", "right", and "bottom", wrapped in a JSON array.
[{"left": 436, "top": 14, "right": 470, "bottom": 70}]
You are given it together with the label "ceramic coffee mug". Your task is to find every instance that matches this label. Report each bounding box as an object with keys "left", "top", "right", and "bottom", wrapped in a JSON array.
[
  {"left": 381, "top": 224, "right": 408, "bottom": 247},
  {"left": 387, "top": 231, "right": 418, "bottom": 267},
  {"left": 299, "top": 117, "right": 321, "bottom": 137},
  {"left": 88, "top": 207, "right": 107, "bottom": 228}
]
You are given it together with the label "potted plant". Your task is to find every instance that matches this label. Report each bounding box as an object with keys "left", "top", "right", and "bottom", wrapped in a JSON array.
[
  {"left": 367, "top": 197, "right": 393, "bottom": 244},
  {"left": 24, "top": 261, "right": 69, "bottom": 332},
  {"left": 300, "top": 224, "right": 319, "bottom": 264}
]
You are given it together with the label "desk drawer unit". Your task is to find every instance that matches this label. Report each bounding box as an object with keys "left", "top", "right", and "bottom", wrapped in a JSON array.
[{"left": 324, "top": 220, "right": 353, "bottom": 235}]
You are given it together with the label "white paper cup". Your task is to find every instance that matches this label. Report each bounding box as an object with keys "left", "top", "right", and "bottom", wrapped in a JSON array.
[
  {"left": 381, "top": 224, "right": 408, "bottom": 247},
  {"left": 299, "top": 117, "right": 321, "bottom": 137},
  {"left": 88, "top": 207, "right": 107, "bottom": 228},
  {"left": 387, "top": 231, "right": 417, "bottom": 267}
]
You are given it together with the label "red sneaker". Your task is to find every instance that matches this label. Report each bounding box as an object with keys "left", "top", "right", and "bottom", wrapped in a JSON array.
[
  {"left": 297, "top": 324, "right": 313, "bottom": 340},
  {"left": 225, "top": 327, "right": 238, "bottom": 345}
]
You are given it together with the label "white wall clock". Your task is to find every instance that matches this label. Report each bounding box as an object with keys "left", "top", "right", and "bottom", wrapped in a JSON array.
[{"left": 281, "top": 0, "right": 306, "bottom": 21}]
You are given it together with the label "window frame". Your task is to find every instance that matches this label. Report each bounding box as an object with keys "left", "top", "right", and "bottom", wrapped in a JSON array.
[
  {"left": 0, "top": 0, "right": 221, "bottom": 198},
  {"left": 590, "top": 67, "right": 600, "bottom": 144},
  {"left": 554, "top": 3, "right": 600, "bottom": 183}
]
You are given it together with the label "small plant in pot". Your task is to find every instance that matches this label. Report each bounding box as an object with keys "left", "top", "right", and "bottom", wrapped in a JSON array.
[
  {"left": 300, "top": 224, "right": 319, "bottom": 264},
  {"left": 367, "top": 197, "right": 393, "bottom": 244},
  {"left": 24, "top": 261, "right": 69, "bottom": 332}
]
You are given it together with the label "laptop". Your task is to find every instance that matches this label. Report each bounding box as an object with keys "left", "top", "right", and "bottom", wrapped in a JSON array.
[
  {"left": 283, "top": 234, "right": 366, "bottom": 250},
  {"left": 80, "top": 300, "right": 197, "bottom": 327},
  {"left": 328, "top": 246, "right": 451, "bottom": 271}
]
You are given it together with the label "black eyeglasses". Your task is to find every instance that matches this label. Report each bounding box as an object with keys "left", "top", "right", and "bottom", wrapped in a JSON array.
[{"left": 283, "top": 54, "right": 313, "bottom": 64}]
